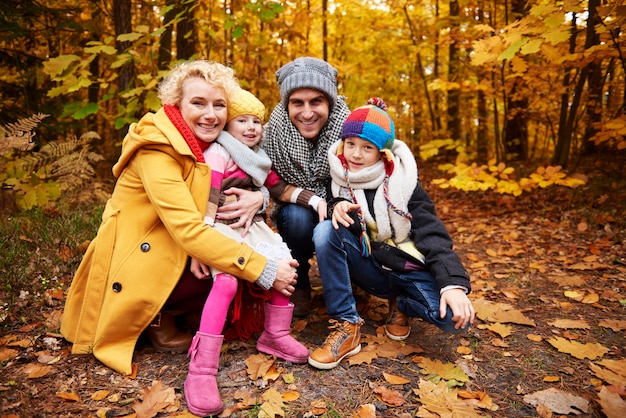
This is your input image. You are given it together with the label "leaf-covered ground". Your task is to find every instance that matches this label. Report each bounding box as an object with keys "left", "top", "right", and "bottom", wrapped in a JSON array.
[{"left": 1, "top": 155, "right": 625, "bottom": 418}]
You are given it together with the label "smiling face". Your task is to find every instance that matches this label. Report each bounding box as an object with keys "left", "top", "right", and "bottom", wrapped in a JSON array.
[
  {"left": 179, "top": 77, "right": 228, "bottom": 144},
  {"left": 226, "top": 114, "right": 263, "bottom": 148},
  {"left": 287, "top": 88, "right": 330, "bottom": 141},
  {"left": 342, "top": 136, "right": 382, "bottom": 172}
]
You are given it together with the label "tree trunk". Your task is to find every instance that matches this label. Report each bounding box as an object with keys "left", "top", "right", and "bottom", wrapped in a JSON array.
[
  {"left": 176, "top": 0, "right": 196, "bottom": 60},
  {"left": 113, "top": 0, "right": 134, "bottom": 139},
  {"left": 446, "top": 0, "right": 460, "bottom": 141},
  {"left": 503, "top": 0, "right": 529, "bottom": 162}
]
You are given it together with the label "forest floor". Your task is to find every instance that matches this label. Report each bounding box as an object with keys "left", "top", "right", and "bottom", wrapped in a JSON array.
[{"left": 1, "top": 154, "right": 625, "bottom": 418}]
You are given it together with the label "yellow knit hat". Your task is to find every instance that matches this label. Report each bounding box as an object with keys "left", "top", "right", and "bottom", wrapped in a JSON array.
[{"left": 227, "top": 89, "right": 266, "bottom": 123}]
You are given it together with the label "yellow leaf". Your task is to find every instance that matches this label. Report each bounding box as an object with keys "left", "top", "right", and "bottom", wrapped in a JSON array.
[
  {"left": 413, "top": 357, "right": 469, "bottom": 382},
  {"left": 548, "top": 319, "right": 590, "bottom": 329},
  {"left": 23, "top": 364, "right": 52, "bottom": 378},
  {"left": 581, "top": 293, "right": 599, "bottom": 304},
  {"left": 527, "top": 334, "right": 543, "bottom": 342},
  {"left": 486, "top": 322, "right": 512, "bottom": 338},
  {"left": 56, "top": 392, "right": 81, "bottom": 402},
  {"left": 282, "top": 390, "right": 300, "bottom": 402},
  {"left": 91, "top": 390, "right": 110, "bottom": 401},
  {"left": 543, "top": 376, "right": 560, "bottom": 382},
  {"left": 457, "top": 346, "right": 472, "bottom": 355},
  {"left": 547, "top": 337, "right": 609, "bottom": 360},
  {"left": 383, "top": 372, "right": 410, "bottom": 385},
  {"left": 353, "top": 403, "right": 376, "bottom": 418},
  {"left": 564, "top": 290, "right": 584, "bottom": 301}
]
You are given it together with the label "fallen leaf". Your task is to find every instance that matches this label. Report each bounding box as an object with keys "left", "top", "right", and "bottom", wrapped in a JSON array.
[
  {"left": 91, "top": 390, "right": 110, "bottom": 401},
  {"left": 353, "top": 403, "right": 376, "bottom": 418},
  {"left": 543, "top": 376, "right": 560, "bottom": 382},
  {"left": 527, "top": 334, "right": 543, "bottom": 342},
  {"left": 56, "top": 392, "right": 81, "bottom": 402},
  {"left": 245, "top": 353, "right": 275, "bottom": 380},
  {"left": 485, "top": 322, "right": 513, "bottom": 338},
  {"left": 589, "top": 359, "right": 626, "bottom": 386},
  {"left": 282, "top": 390, "right": 300, "bottom": 402},
  {"left": 373, "top": 385, "right": 406, "bottom": 406},
  {"left": 383, "top": 372, "right": 410, "bottom": 385},
  {"left": 523, "top": 388, "right": 589, "bottom": 415},
  {"left": 413, "top": 356, "right": 470, "bottom": 383},
  {"left": 131, "top": 380, "right": 176, "bottom": 418},
  {"left": 598, "top": 319, "right": 626, "bottom": 332},
  {"left": 23, "top": 364, "right": 52, "bottom": 378},
  {"left": 547, "top": 337, "right": 609, "bottom": 360},
  {"left": 598, "top": 386, "right": 626, "bottom": 418},
  {"left": 548, "top": 319, "right": 590, "bottom": 329},
  {"left": 258, "top": 387, "right": 286, "bottom": 418}
]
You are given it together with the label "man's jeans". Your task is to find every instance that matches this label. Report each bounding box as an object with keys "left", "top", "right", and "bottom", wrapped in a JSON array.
[
  {"left": 313, "top": 220, "right": 464, "bottom": 333},
  {"left": 275, "top": 204, "right": 318, "bottom": 289}
]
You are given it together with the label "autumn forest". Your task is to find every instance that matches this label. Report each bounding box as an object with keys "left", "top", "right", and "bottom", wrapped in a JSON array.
[{"left": 1, "top": 0, "right": 625, "bottom": 417}]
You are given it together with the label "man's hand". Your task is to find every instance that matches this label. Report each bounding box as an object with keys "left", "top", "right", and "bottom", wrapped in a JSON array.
[{"left": 217, "top": 188, "right": 264, "bottom": 236}]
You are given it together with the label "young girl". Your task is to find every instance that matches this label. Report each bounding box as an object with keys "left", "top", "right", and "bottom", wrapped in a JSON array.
[
  {"left": 187, "top": 89, "right": 325, "bottom": 414},
  {"left": 308, "top": 98, "right": 475, "bottom": 370}
]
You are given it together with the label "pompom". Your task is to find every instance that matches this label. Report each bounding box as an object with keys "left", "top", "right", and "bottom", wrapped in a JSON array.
[{"left": 366, "top": 97, "right": 387, "bottom": 111}]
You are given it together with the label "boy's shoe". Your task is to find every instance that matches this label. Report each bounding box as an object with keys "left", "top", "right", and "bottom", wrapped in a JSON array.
[
  {"left": 383, "top": 297, "right": 410, "bottom": 341},
  {"left": 308, "top": 319, "right": 362, "bottom": 370}
]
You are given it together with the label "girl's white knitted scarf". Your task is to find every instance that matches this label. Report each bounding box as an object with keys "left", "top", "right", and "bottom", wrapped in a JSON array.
[{"left": 328, "top": 139, "right": 418, "bottom": 242}]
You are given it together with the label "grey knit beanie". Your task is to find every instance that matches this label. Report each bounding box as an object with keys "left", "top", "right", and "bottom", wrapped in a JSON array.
[{"left": 276, "top": 57, "right": 338, "bottom": 108}]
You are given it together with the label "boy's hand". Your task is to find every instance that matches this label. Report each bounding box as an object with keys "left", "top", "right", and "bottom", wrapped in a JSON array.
[
  {"left": 316, "top": 200, "right": 328, "bottom": 223},
  {"left": 331, "top": 201, "right": 360, "bottom": 229},
  {"left": 440, "top": 288, "right": 475, "bottom": 329}
]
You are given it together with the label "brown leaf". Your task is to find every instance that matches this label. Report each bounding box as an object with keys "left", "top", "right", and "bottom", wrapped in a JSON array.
[
  {"left": 523, "top": 388, "right": 589, "bottom": 415},
  {"left": 245, "top": 353, "right": 274, "bottom": 380},
  {"left": 598, "top": 386, "right": 626, "bottom": 418},
  {"left": 56, "top": 392, "right": 81, "bottom": 402},
  {"left": 23, "top": 364, "right": 52, "bottom": 378},
  {"left": 373, "top": 385, "right": 406, "bottom": 406},
  {"left": 131, "top": 380, "right": 176, "bottom": 418}
]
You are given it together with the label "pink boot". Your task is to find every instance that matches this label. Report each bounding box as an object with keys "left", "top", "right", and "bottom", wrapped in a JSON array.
[
  {"left": 184, "top": 332, "right": 224, "bottom": 416},
  {"left": 257, "top": 303, "right": 309, "bottom": 363}
]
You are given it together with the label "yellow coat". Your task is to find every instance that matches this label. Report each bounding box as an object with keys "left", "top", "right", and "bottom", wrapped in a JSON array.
[{"left": 60, "top": 108, "right": 268, "bottom": 375}]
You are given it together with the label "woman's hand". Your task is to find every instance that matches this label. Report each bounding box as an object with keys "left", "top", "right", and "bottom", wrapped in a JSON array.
[
  {"left": 316, "top": 200, "right": 328, "bottom": 223},
  {"left": 331, "top": 201, "right": 360, "bottom": 229},
  {"left": 272, "top": 258, "right": 300, "bottom": 297},
  {"left": 439, "top": 288, "right": 475, "bottom": 329},
  {"left": 216, "top": 188, "right": 264, "bottom": 236},
  {"left": 190, "top": 257, "right": 211, "bottom": 280}
]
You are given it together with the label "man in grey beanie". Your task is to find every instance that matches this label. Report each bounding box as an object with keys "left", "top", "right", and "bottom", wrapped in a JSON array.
[{"left": 262, "top": 57, "right": 351, "bottom": 317}]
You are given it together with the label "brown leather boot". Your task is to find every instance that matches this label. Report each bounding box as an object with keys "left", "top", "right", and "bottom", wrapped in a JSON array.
[
  {"left": 146, "top": 311, "right": 193, "bottom": 352},
  {"left": 308, "top": 319, "right": 363, "bottom": 369},
  {"left": 384, "top": 296, "right": 410, "bottom": 341}
]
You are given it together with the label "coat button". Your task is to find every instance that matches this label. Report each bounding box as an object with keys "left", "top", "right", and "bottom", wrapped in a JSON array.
[
  {"left": 112, "top": 282, "right": 122, "bottom": 292},
  {"left": 140, "top": 243, "right": 150, "bottom": 252},
  {"left": 237, "top": 257, "right": 245, "bottom": 265}
]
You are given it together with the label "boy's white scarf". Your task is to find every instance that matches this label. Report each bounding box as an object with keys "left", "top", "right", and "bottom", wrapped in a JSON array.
[{"left": 328, "top": 139, "right": 418, "bottom": 242}]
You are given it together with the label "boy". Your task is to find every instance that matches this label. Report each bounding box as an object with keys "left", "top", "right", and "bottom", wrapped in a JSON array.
[{"left": 308, "top": 98, "right": 475, "bottom": 370}]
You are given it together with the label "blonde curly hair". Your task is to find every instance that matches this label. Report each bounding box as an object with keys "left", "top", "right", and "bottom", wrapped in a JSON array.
[{"left": 157, "top": 60, "right": 240, "bottom": 106}]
